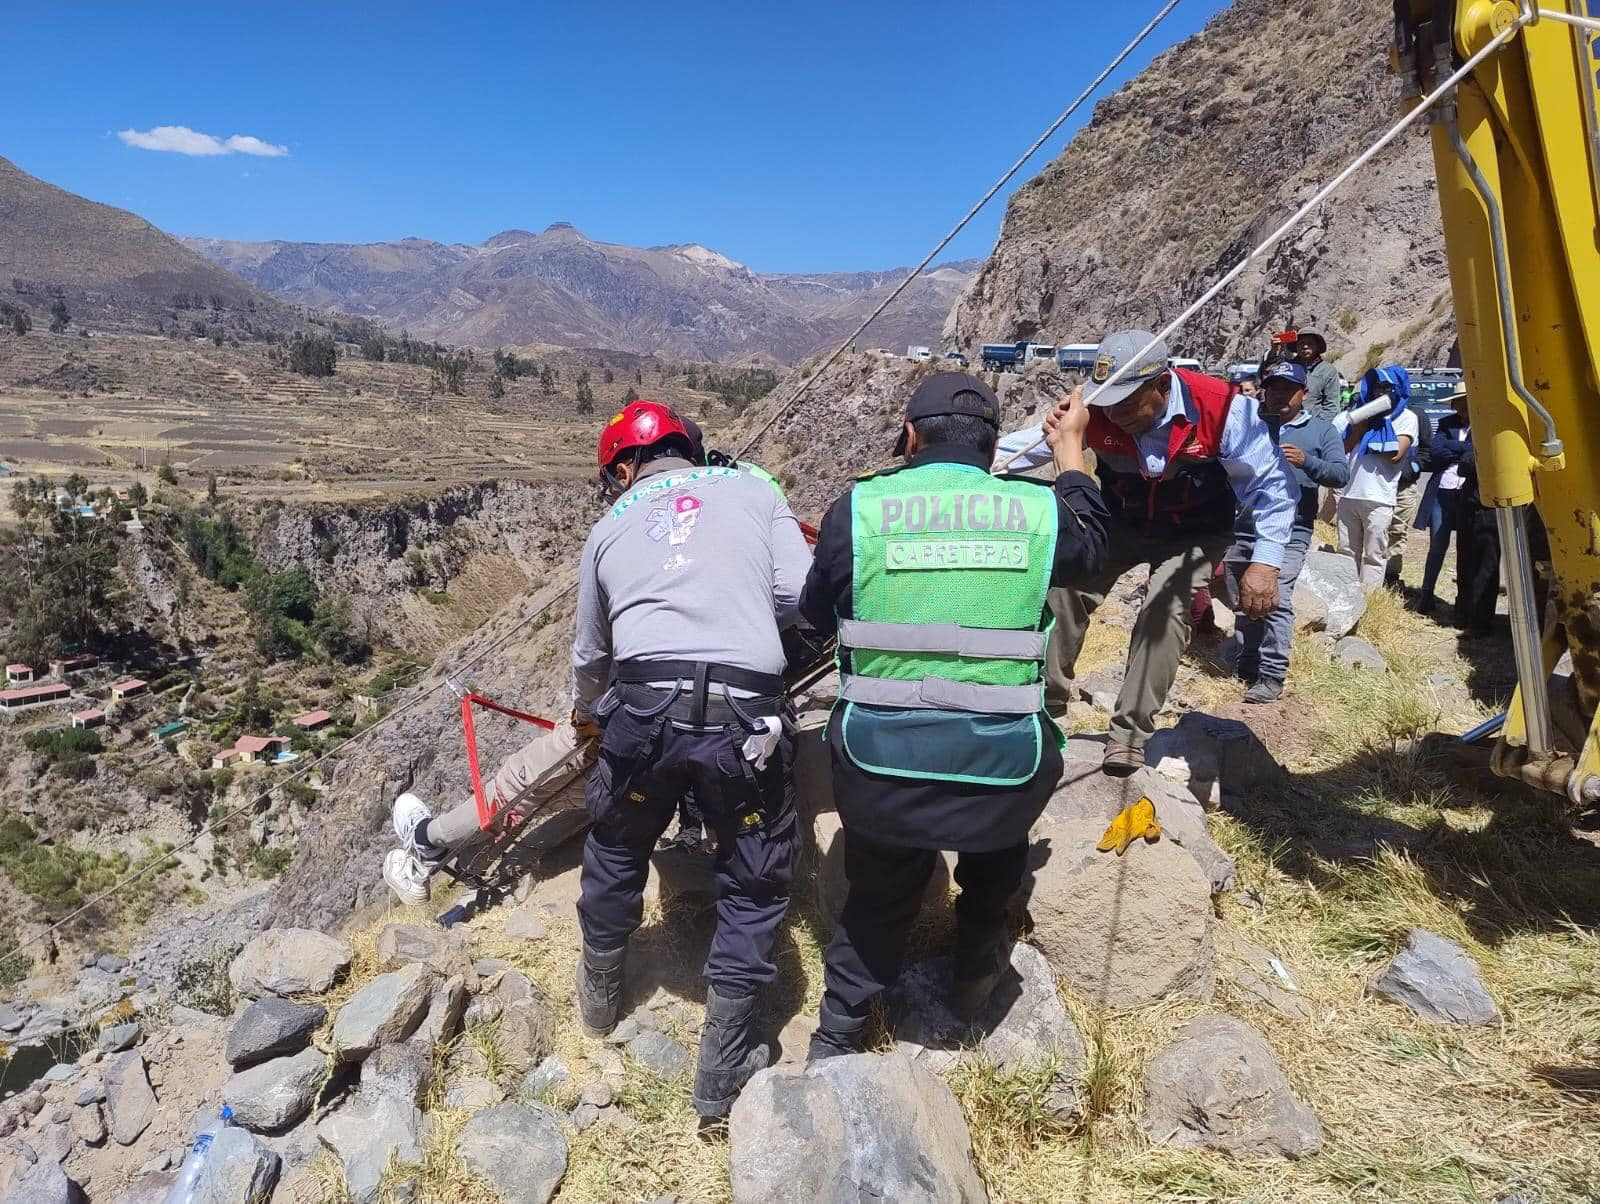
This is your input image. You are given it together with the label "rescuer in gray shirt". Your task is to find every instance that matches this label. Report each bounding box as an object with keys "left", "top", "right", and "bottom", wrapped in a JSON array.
[{"left": 569, "top": 400, "right": 810, "bottom": 1125}]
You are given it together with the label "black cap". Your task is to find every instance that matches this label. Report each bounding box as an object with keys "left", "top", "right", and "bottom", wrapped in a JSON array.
[{"left": 893, "top": 372, "right": 1001, "bottom": 455}]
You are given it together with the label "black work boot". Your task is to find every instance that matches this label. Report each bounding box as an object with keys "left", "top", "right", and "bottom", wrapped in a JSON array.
[
  {"left": 951, "top": 921, "right": 1009, "bottom": 1020},
  {"left": 576, "top": 942, "right": 626, "bottom": 1037},
  {"left": 806, "top": 1002, "right": 866, "bottom": 1063},
  {"left": 692, "top": 986, "right": 769, "bottom": 1121}
]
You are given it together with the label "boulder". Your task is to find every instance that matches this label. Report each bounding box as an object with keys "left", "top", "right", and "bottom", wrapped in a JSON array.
[
  {"left": 95, "top": 1023, "right": 141, "bottom": 1054},
  {"left": 494, "top": 999, "right": 555, "bottom": 1079},
  {"left": 187, "top": 1126, "right": 282, "bottom": 1204},
  {"left": 230, "top": 930, "right": 352, "bottom": 999},
  {"left": 730, "top": 1052, "right": 987, "bottom": 1204},
  {"left": 813, "top": 810, "right": 949, "bottom": 925},
  {"left": 1293, "top": 549, "right": 1366, "bottom": 637},
  {"left": 104, "top": 1052, "right": 157, "bottom": 1146},
  {"left": 1368, "top": 929, "right": 1499, "bottom": 1026},
  {"left": 412, "top": 974, "right": 467, "bottom": 1047},
  {"left": 1140, "top": 714, "right": 1288, "bottom": 811},
  {"left": 330, "top": 963, "right": 437, "bottom": 1061},
  {"left": 522, "top": 1057, "right": 569, "bottom": 1104},
  {"left": 225, "top": 998, "right": 326, "bottom": 1069},
  {"left": 626, "top": 1030, "right": 690, "bottom": 1081},
  {"left": 455, "top": 1103, "right": 568, "bottom": 1204},
  {"left": 317, "top": 1094, "right": 426, "bottom": 1204},
  {"left": 67, "top": 1104, "right": 104, "bottom": 1148},
  {"left": 1025, "top": 815, "right": 1214, "bottom": 1008},
  {"left": 222, "top": 1047, "right": 327, "bottom": 1133},
  {"left": 362, "top": 1040, "right": 435, "bottom": 1108},
  {"left": 444, "top": 1078, "right": 503, "bottom": 1110},
  {"left": 0, "top": 1162, "right": 84, "bottom": 1204},
  {"left": 893, "top": 943, "right": 1085, "bottom": 1082},
  {"left": 1333, "top": 635, "right": 1387, "bottom": 673},
  {"left": 503, "top": 909, "right": 549, "bottom": 941},
  {"left": 1047, "top": 740, "right": 1236, "bottom": 892},
  {"left": 374, "top": 924, "right": 477, "bottom": 987},
  {"left": 1142, "top": 1015, "right": 1322, "bottom": 1159}
]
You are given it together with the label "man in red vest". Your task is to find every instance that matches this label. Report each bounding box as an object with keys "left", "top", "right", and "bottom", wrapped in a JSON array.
[{"left": 998, "top": 330, "right": 1296, "bottom": 774}]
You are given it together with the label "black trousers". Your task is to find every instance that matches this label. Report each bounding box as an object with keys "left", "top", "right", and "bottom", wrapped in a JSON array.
[
  {"left": 819, "top": 831, "right": 1027, "bottom": 1023},
  {"left": 578, "top": 702, "right": 798, "bottom": 997},
  {"left": 1455, "top": 497, "right": 1501, "bottom": 634}
]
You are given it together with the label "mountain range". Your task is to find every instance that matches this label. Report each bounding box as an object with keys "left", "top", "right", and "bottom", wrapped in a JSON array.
[{"left": 181, "top": 226, "right": 978, "bottom": 364}]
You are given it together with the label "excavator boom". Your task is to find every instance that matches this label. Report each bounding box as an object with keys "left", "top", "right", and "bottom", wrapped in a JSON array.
[{"left": 1395, "top": 0, "right": 1600, "bottom": 804}]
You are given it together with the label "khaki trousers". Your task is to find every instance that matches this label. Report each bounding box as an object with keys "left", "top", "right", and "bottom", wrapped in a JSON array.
[
  {"left": 427, "top": 719, "right": 591, "bottom": 848},
  {"left": 1385, "top": 482, "right": 1421, "bottom": 581},
  {"left": 1045, "top": 527, "right": 1233, "bottom": 749}
]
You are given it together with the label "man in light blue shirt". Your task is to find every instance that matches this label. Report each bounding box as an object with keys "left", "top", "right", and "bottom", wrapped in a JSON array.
[{"left": 996, "top": 330, "right": 1296, "bottom": 773}]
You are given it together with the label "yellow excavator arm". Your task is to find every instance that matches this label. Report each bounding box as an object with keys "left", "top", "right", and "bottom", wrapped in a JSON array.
[{"left": 1395, "top": 0, "right": 1600, "bottom": 805}]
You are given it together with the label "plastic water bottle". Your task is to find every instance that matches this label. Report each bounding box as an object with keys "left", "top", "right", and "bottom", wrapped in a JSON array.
[{"left": 163, "top": 1106, "right": 233, "bottom": 1202}]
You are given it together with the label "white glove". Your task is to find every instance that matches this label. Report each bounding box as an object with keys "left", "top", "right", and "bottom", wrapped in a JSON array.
[{"left": 740, "top": 716, "right": 782, "bottom": 772}]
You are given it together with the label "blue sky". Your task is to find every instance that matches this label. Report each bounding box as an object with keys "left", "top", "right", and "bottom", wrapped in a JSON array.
[{"left": 2, "top": 0, "right": 1228, "bottom": 273}]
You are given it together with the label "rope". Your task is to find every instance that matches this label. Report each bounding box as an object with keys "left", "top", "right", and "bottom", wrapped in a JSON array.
[
  {"left": 991, "top": 13, "right": 1528, "bottom": 472},
  {"left": 732, "top": 0, "right": 1185, "bottom": 461}
]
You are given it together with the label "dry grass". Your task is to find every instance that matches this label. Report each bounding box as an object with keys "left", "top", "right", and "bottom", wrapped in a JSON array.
[{"left": 289, "top": 582, "right": 1600, "bottom": 1203}]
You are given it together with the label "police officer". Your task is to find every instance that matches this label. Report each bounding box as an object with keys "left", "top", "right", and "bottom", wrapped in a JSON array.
[
  {"left": 571, "top": 400, "right": 812, "bottom": 1120},
  {"left": 798, "top": 373, "right": 1109, "bottom": 1057}
]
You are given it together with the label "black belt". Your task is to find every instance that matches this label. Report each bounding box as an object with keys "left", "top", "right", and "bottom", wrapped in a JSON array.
[{"left": 614, "top": 660, "right": 784, "bottom": 730}]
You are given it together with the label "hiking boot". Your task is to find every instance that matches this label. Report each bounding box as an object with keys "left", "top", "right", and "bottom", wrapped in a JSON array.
[
  {"left": 951, "top": 922, "right": 1008, "bottom": 1019},
  {"left": 692, "top": 987, "right": 770, "bottom": 1120},
  {"left": 576, "top": 942, "right": 626, "bottom": 1037},
  {"left": 806, "top": 1004, "right": 865, "bottom": 1063},
  {"left": 1102, "top": 740, "right": 1143, "bottom": 777},
  {"left": 1243, "top": 678, "right": 1284, "bottom": 705}
]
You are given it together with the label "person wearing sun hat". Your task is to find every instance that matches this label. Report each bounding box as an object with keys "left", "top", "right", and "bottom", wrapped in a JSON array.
[{"left": 996, "top": 329, "right": 1297, "bottom": 772}]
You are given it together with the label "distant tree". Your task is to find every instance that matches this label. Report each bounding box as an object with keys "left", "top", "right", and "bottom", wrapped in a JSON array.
[
  {"left": 207, "top": 474, "right": 219, "bottom": 503},
  {"left": 686, "top": 369, "right": 699, "bottom": 390},
  {"left": 623, "top": 385, "right": 639, "bottom": 405},
  {"left": 63, "top": 473, "right": 89, "bottom": 501},
  {"left": 430, "top": 350, "right": 469, "bottom": 396},
  {"left": 239, "top": 670, "right": 271, "bottom": 730},
  {"left": 48, "top": 300, "right": 69, "bottom": 334},
  {"left": 539, "top": 364, "right": 554, "bottom": 395},
  {"left": 1, "top": 302, "right": 30, "bottom": 336},
  {"left": 0, "top": 502, "right": 127, "bottom": 662},
  {"left": 635, "top": 367, "right": 643, "bottom": 385},
  {"left": 487, "top": 372, "right": 506, "bottom": 400},
  {"left": 282, "top": 332, "right": 338, "bottom": 377},
  {"left": 360, "top": 333, "right": 387, "bottom": 362},
  {"left": 602, "top": 367, "right": 614, "bottom": 384},
  {"left": 127, "top": 481, "right": 148, "bottom": 509},
  {"left": 158, "top": 461, "right": 179, "bottom": 486},
  {"left": 211, "top": 331, "right": 224, "bottom": 347},
  {"left": 575, "top": 378, "right": 595, "bottom": 414}
]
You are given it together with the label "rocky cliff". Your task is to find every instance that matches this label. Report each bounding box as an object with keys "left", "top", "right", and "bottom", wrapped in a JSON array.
[{"left": 947, "top": 0, "right": 1456, "bottom": 376}]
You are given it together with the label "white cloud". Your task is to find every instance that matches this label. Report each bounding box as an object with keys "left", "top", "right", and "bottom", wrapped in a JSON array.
[{"left": 117, "top": 125, "right": 288, "bottom": 157}]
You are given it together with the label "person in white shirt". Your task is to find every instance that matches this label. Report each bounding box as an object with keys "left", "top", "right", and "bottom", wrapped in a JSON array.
[{"left": 1332, "top": 366, "right": 1418, "bottom": 590}]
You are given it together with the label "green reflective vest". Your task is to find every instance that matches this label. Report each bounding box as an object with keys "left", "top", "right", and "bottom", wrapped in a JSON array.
[{"left": 840, "top": 461, "right": 1061, "bottom": 786}]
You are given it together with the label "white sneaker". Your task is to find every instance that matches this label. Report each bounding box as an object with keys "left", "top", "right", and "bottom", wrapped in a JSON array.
[
  {"left": 391, "top": 791, "right": 435, "bottom": 846},
  {"left": 383, "top": 848, "right": 431, "bottom": 906}
]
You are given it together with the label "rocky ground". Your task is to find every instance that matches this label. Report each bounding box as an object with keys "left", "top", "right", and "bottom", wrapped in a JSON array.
[{"left": 4, "top": 514, "right": 1598, "bottom": 1201}]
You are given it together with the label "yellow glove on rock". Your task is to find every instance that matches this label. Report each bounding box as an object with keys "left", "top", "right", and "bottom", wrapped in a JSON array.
[{"left": 1096, "top": 797, "right": 1161, "bottom": 856}]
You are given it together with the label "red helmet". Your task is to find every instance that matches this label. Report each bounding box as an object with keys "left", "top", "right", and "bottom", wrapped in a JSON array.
[{"left": 596, "top": 400, "right": 691, "bottom": 469}]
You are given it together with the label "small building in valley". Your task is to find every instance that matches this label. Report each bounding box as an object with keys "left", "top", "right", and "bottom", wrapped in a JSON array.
[
  {"left": 292, "top": 708, "right": 333, "bottom": 731},
  {"left": 234, "top": 734, "right": 291, "bottom": 764},
  {"left": 1, "top": 682, "right": 72, "bottom": 711},
  {"left": 6, "top": 664, "right": 33, "bottom": 685},
  {"left": 110, "top": 679, "right": 148, "bottom": 701},
  {"left": 50, "top": 654, "right": 99, "bottom": 678},
  {"left": 154, "top": 720, "right": 188, "bottom": 741},
  {"left": 212, "top": 747, "right": 242, "bottom": 769},
  {"left": 72, "top": 708, "right": 105, "bottom": 729}
]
